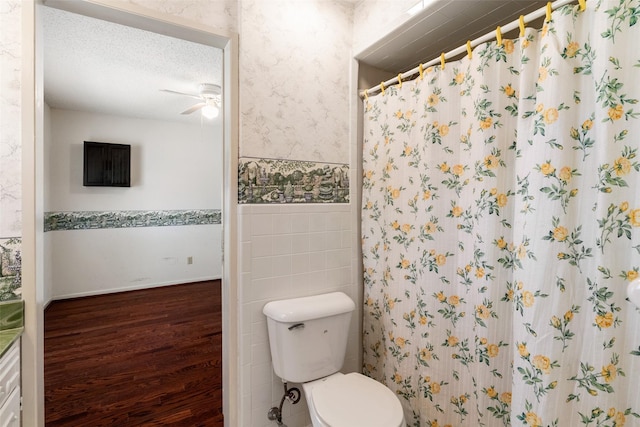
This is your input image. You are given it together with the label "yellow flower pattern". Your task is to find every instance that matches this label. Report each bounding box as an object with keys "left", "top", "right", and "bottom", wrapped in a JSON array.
[{"left": 362, "top": 3, "right": 640, "bottom": 426}]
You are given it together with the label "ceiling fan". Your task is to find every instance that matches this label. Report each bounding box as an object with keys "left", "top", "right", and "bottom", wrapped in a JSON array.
[{"left": 161, "top": 83, "right": 222, "bottom": 119}]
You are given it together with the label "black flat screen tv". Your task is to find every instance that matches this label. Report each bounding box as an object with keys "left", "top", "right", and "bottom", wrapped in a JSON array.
[{"left": 83, "top": 141, "right": 131, "bottom": 187}]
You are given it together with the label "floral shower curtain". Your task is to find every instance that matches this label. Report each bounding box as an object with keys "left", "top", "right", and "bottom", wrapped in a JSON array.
[{"left": 362, "top": 2, "right": 640, "bottom": 426}]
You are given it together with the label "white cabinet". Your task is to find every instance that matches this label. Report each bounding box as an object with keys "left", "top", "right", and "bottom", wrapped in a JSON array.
[
  {"left": 0, "top": 388, "right": 19, "bottom": 427},
  {"left": 0, "top": 341, "right": 20, "bottom": 427}
]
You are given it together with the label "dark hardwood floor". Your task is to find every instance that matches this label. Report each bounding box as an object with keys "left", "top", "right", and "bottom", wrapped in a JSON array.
[{"left": 44, "top": 280, "right": 223, "bottom": 426}]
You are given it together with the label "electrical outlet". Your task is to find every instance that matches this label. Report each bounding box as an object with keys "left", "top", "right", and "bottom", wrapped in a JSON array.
[{"left": 187, "top": 256, "right": 193, "bottom": 265}]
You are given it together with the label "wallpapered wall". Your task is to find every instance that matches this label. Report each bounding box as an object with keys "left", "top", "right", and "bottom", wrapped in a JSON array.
[
  {"left": 352, "top": 0, "right": 417, "bottom": 54},
  {"left": 237, "top": 0, "right": 351, "bottom": 164},
  {"left": 0, "top": 0, "right": 23, "bottom": 301}
]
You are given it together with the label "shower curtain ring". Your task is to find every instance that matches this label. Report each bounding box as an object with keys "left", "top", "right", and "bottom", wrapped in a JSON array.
[
  {"left": 519, "top": 15, "right": 526, "bottom": 38},
  {"left": 397, "top": 73, "right": 403, "bottom": 88},
  {"left": 496, "top": 26, "right": 502, "bottom": 46},
  {"left": 380, "top": 82, "right": 386, "bottom": 95},
  {"left": 466, "top": 41, "right": 472, "bottom": 59},
  {"left": 578, "top": 0, "right": 586, "bottom": 11},
  {"left": 440, "top": 53, "right": 445, "bottom": 70},
  {"left": 546, "top": 2, "right": 552, "bottom": 22},
  {"left": 419, "top": 64, "right": 424, "bottom": 80}
]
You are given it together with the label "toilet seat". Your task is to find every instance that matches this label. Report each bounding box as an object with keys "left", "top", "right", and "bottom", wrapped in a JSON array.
[{"left": 310, "top": 373, "right": 404, "bottom": 427}]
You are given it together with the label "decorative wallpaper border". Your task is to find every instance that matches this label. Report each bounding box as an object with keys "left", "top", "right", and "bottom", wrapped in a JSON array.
[
  {"left": 238, "top": 157, "right": 349, "bottom": 204},
  {"left": 44, "top": 209, "right": 222, "bottom": 232},
  {"left": 0, "top": 237, "right": 21, "bottom": 302}
]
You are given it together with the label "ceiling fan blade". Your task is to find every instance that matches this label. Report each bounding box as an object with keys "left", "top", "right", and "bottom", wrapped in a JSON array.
[
  {"left": 160, "top": 89, "right": 202, "bottom": 100},
  {"left": 181, "top": 102, "right": 206, "bottom": 115}
]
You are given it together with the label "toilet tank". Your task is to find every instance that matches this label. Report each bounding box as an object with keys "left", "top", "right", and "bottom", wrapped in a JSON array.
[{"left": 263, "top": 292, "right": 355, "bottom": 383}]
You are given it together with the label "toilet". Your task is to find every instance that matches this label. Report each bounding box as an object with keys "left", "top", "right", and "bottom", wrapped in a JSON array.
[{"left": 263, "top": 292, "right": 405, "bottom": 427}]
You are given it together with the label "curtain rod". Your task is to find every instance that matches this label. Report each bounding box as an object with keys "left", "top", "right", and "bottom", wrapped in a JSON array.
[{"left": 360, "top": 0, "right": 579, "bottom": 98}]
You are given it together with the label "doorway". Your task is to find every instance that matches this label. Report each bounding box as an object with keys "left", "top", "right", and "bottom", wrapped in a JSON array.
[
  {"left": 24, "top": 1, "right": 239, "bottom": 425},
  {"left": 40, "top": 5, "right": 223, "bottom": 301}
]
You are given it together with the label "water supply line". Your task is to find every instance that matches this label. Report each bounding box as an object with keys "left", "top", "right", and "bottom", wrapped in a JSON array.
[{"left": 267, "top": 382, "right": 301, "bottom": 426}]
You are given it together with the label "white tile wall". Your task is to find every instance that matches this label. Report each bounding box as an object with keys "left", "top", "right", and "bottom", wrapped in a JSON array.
[{"left": 239, "top": 203, "right": 359, "bottom": 427}]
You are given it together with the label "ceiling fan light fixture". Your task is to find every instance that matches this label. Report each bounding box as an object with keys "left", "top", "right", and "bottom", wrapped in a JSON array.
[
  {"left": 201, "top": 103, "right": 219, "bottom": 119},
  {"left": 162, "top": 83, "right": 222, "bottom": 119}
]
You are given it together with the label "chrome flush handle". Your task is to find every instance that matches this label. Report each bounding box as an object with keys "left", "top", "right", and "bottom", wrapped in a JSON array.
[{"left": 288, "top": 323, "right": 305, "bottom": 331}]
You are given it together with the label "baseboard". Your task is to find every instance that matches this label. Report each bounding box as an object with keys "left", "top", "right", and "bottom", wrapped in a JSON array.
[{"left": 50, "top": 276, "right": 222, "bottom": 302}]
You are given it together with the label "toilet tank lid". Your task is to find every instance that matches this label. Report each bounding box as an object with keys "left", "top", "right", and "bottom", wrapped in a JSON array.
[{"left": 263, "top": 292, "right": 355, "bottom": 323}]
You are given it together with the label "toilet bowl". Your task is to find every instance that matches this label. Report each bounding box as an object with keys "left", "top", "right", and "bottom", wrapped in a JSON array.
[{"left": 303, "top": 372, "right": 405, "bottom": 427}]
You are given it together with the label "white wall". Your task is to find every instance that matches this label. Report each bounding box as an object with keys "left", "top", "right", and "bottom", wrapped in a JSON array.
[
  {"left": 49, "top": 225, "right": 220, "bottom": 299},
  {"left": 43, "top": 103, "right": 53, "bottom": 304},
  {"left": 46, "top": 108, "right": 222, "bottom": 300},
  {"left": 47, "top": 109, "right": 221, "bottom": 211}
]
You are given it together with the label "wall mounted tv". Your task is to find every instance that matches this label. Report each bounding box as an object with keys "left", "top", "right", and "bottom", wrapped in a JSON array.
[{"left": 83, "top": 141, "right": 131, "bottom": 187}]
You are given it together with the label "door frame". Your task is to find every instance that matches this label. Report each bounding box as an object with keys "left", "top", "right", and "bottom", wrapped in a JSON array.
[{"left": 21, "top": 1, "right": 239, "bottom": 425}]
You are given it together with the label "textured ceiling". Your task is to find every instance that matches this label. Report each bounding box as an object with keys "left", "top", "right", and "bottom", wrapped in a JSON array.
[
  {"left": 42, "top": 6, "right": 223, "bottom": 125},
  {"left": 358, "top": 0, "right": 550, "bottom": 73}
]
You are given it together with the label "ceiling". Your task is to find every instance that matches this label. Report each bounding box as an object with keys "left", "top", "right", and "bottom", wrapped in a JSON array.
[
  {"left": 42, "top": 6, "right": 223, "bottom": 125},
  {"left": 357, "top": 0, "right": 550, "bottom": 73}
]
